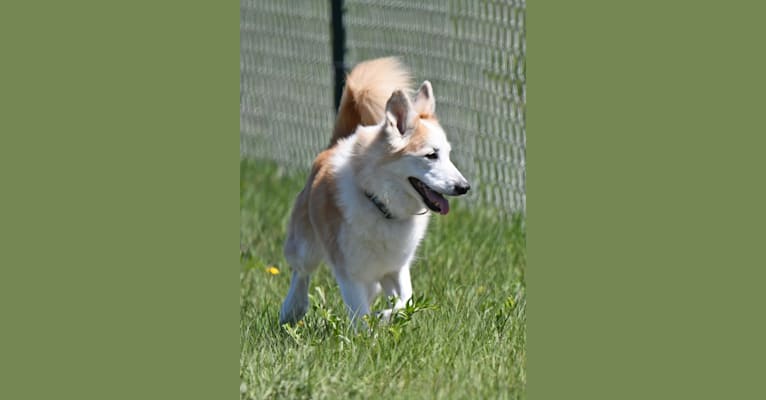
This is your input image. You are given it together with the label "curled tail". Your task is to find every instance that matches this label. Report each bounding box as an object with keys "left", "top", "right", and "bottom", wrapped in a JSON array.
[{"left": 330, "top": 57, "right": 413, "bottom": 146}]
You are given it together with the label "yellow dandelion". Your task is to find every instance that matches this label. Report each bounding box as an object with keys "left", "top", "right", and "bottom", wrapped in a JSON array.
[
  {"left": 266, "top": 266, "right": 280, "bottom": 275},
  {"left": 476, "top": 286, "right": 486, "bottom": 294}
]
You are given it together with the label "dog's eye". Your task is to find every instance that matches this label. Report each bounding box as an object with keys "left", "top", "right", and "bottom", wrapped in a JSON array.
[{"left": 425, "top": 152, "right": 438, "bottom": 160}]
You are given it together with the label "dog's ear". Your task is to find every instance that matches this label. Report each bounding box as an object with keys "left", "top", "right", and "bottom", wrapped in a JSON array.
[
  {"left": 413, "top": 80, "right": 435, "bottom": 117},
  {"left": 385, "top": 90, "right": 416, "bottom": 135}
]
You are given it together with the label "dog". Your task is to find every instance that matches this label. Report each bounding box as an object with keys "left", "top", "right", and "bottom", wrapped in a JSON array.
[{"left": 279, "top": 57, "right": 470, "bottom": 325}]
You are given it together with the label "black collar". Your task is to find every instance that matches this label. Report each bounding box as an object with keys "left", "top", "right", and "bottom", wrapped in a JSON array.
[{"left": 364, "top": 191, "right": 393, "bottom": 219}]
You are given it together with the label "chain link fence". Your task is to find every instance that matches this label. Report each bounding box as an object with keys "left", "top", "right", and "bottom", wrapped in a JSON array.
[{"left": 241, "top": 0, "right": 525, "bottom": 213}]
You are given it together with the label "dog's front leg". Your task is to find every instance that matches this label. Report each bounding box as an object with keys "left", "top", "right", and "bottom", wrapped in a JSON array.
[
  {"left": 335, "top": 273, "right": 376, "bottom": 326},
  {"left": 378, "top": 266, "right": 413, "bottom": 322}
]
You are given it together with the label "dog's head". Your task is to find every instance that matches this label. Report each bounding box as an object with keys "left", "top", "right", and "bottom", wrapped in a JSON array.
[{"left": 373, "top": 81, "right": 470, "bottom": 215}]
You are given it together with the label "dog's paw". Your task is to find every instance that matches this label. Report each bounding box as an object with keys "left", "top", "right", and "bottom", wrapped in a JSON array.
[
  {"left": 279, "top": 301, "right": 308, "bottom": 326},
  {"left": 375, "top": 308, "right": 395, "bottom": 323}
]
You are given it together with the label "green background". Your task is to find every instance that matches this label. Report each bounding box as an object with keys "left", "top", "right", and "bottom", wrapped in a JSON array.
[
  {"left": 530, "top": 1, "right": 766, "bottom": 398},
  {"left": 2, "top": 0, "right": 765, "bottom": 399},
  {"left": 0, "top": 1, "right": 238, "bottom": 398}
]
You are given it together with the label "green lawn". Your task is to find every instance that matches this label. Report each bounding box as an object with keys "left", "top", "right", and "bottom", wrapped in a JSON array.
[{"left": 240, "top": 159, "right": 526, "bottom": 399}]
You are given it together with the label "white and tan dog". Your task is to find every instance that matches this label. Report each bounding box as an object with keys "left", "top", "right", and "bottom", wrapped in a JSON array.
[{"left": 279, "top": 57, "right": 470, "bottom": 325}]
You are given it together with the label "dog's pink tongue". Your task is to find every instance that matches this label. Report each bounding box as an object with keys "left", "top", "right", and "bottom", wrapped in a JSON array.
[
  {"left": 437, "top": 197, "right": 450, "bottom": 215},
  {"left": 427, "top": 190, "right": 450, "bottom": 215}
]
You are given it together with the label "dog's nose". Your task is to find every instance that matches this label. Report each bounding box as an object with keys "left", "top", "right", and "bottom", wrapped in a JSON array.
[{"left": 454, "top": 183, "right": 470, "bottom": 195}]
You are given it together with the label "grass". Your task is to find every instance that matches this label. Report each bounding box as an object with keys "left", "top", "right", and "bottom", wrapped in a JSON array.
[{"left": 240, "top": 159, "right": 526, "bottom": 399}]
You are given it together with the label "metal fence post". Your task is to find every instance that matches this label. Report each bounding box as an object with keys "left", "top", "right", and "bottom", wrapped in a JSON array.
[{"left": 330, "top": 0, "right": 346, "bottom": 111}]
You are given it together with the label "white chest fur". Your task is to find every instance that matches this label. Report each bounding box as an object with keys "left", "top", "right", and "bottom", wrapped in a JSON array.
[
  {"left": 328, "top": 133, "right": 432, "bottom": 282},
  {"left": 337, "top": 208, "right": 429, "bottom": 282}
]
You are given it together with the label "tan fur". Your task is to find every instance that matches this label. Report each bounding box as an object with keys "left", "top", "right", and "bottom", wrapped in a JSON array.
[
  {"left": 378, "top": 117, "right": 441, "bottom": 162},
  {"left": 330, "top": 57, "right": 412, "bottom": 146},
  {"left": 286, "top": 148, "right": 345, "bottom": 266},
  {"left": 403, "top": 118, "right": 436, "bottom": 153},
  {"left": 307, "top": 150, "right": 345, "bottom": 266}
]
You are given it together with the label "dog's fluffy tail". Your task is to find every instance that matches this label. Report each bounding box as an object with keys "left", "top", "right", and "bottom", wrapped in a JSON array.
[{"left": 330, "top": 57, "right": 412, "bottom": 146}]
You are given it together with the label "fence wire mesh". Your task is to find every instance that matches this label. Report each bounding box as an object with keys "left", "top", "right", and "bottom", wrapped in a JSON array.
[
  {"left": 241, "top": 0, "right": 526, "bottom": 213},
  {"left": 240, "top": 0, "right": 335, "bottom": 167}
]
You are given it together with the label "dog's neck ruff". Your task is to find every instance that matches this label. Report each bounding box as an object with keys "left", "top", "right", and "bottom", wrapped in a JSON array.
[{"left": 364, "top": 191, "right": 393, "bottom": 219}]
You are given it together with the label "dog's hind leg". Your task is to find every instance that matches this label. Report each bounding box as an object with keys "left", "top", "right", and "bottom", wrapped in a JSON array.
[{"left": 279, "top": 224, "right": 321, "bottom": 325}]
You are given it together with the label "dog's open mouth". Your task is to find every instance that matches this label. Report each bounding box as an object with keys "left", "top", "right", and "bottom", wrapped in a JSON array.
[{"left": 408, "top": 177, "right": 450, "bottom": 215}]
